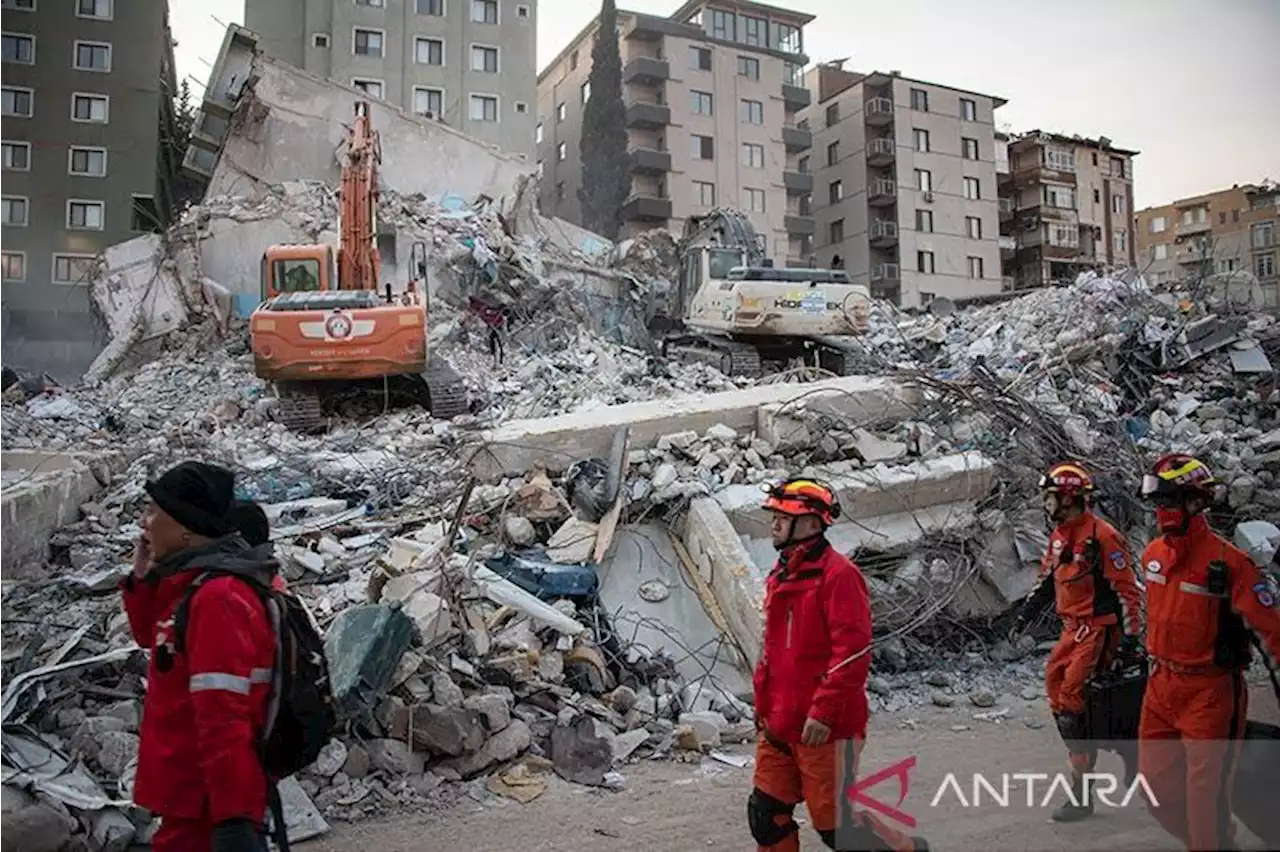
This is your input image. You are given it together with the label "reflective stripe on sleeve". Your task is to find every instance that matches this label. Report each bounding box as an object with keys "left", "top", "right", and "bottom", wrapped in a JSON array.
[{"left": 189, "top": 667, "right": 273, "bottom": 695}]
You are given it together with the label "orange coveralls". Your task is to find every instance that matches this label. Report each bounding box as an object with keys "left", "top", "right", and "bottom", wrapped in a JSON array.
[
  {"left": 1138, "top": 515, "right": 1280, "bottom": 851},
  {"left": 1022, "top": 511, "right": 1143, "bottom": 772}
]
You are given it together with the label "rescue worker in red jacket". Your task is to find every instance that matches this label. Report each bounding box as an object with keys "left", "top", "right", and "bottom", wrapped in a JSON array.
[
  {"left": 120, "top": 462, "right": 278, "bottom": 852},
  {"left": 1009, "top": 462, "right": 1144, "bottom": 821},
  {"left": 1137, "top": 454, "right": 1280, "bottom": 852},
  {"left": 750, "top": 478, "right": 929, "bottom": 852}
]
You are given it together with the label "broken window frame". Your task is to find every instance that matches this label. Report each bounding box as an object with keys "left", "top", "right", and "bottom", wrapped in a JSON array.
[{"left": 351, "top": 78, "right": 384, "bottom": 99}]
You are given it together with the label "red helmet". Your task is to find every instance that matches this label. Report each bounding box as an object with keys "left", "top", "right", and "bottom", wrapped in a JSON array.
[
  {"left": 1141, "top": 453, "right": 1218, "bottom": 502},
  {"left": 1039, "top": 462, "right": 1095, "bottom": 503},
  {"left": 762, "top": 478, "right": 842, "bottom": 526}
]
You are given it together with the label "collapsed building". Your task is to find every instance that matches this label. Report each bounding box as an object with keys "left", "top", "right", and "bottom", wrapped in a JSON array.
[{"left": 4, "top": 25, "right": 1280, "bottom": 852}]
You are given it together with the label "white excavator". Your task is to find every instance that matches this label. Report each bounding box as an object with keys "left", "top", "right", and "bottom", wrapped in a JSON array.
[{"left": 650, "top": 208, "right": 872, "bottom": 378}]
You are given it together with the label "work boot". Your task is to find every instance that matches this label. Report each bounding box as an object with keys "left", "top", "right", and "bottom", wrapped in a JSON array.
[{"left": 1051, "top": 773, "right": 1094, "bottom": 822}]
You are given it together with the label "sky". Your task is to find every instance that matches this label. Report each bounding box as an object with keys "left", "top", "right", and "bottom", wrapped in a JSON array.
[{"left": 170, "top": 0, "right": 1280, "bottom": 210}]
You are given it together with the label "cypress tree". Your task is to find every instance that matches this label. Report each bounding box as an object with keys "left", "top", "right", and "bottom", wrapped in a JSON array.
[{"left": 577, "top": 0, "right": 631, "bottom": 241}]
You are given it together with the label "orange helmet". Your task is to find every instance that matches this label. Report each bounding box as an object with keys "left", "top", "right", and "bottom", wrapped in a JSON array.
[
  {"left": 1141, "top": 453, "right": 1218, "bottom": 502},
  {"left": 762, "top": 478, "right": 842, "bottom": 526},
  {"left": 1038, "top": 462, "right": 1095, "bottom": 503}
]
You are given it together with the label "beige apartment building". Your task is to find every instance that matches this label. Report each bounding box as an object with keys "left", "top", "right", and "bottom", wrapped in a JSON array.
[
  {"left": 536, "top": 0, "right": 814, "bottom": 263},
  {"left": 2, "top": 0, "right": 178, "bottom": 380},
  {"left": 245, "top": 0, "right": 537, "bottom": 161},
  {"left": 997, "top": 130, "right": 1137, "bottom": 289},
  {"left": 1134, "top": 182, "right": 1279, "bottom": 291},
  {"left": 800, "top": 62, "right": 1004, "bottom": 308}
]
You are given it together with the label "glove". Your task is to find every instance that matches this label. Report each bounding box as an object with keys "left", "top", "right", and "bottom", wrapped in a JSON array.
[{"left": 211, "top": 819, "right": 268, "bottom": 852}]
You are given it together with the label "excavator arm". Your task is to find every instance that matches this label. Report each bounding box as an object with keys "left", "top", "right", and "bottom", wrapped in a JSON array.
[
  {"left": 338, "top": 101, "right": 382, "bottom": 292},
  {"left": 679, "top": 207, "right": 767, "bottom": 266}
]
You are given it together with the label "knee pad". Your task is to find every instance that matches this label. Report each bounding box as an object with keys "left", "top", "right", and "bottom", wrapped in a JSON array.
[{"left": 748, "top": 789, "right": 798, "bottom": 847}]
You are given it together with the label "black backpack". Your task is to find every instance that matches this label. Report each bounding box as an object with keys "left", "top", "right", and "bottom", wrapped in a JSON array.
[{"left": 175, "top": 570, "right": 338, "bottom": 847}]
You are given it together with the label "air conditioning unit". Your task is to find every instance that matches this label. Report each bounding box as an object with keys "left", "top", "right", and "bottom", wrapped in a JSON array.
[{"left": 922, "top": 191, "right": 934, "bottom": 202}]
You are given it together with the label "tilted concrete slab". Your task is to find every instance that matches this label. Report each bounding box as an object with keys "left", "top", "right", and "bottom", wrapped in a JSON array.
[
  {"left": 681, "top": 497, "right": 766, "bottom": 669},
  {"left": 467, "top": 375, "right": 923, "bottom": 479}
]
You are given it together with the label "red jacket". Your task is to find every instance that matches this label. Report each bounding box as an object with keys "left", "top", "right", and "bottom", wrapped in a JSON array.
[
  {"left": 753, "top": 540, "right": 873, "bottom": 743},
  {"left": 1024, "top": 511, "right": 1144, "bottom": 635},
  {"left": 120, "top": 538, "right": 277, "bottom": 824}
]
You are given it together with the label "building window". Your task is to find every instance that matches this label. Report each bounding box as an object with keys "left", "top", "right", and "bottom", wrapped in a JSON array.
[
  {"left": 471, "top": 0, "right": 497, "bottom": 24},
  {"left": 5, "top": 0, "right": 36, "bottom": 10},
  {"left": 1150, "top": 216, "right": 1166, "bottom": 233},
  {"left": 471, "top": 45, "right": 498, "bottom": 72},
  {"left": 691, "top": 46, "right": 711, "bottom": 70},
  {"left": 690, "top": 90, "right": 713, "bottom": 115},
  {"left": 469, "top": 94, "right": 498, "bottom": 122},
  {"left": 77, "top": 0, "right": 111, "bottom": 16},
  {"left": 1044, "top": 184, "right": 1075, "bottom": 209},
  {"left": 1251, "top": 221, "right": 1274, "bottom": 249},
  {"left": 1256, "top": 252, "right": 1275, "bottom": 279},
  {"left": 960, "top": 98, "right": 976, "bottom": 121},
  {"left": 69, "top": 146, "right": 107, "bottom": 176},
  {"left": 353, "top": 29, "right": 383, "bottom": 58},
  {"left": 2, "top": 195, "right": 28, "bottom": 226},
  {"left": 741, "top": 142, "right": 763, "bottom": 168},
  {"left": 1110, "top": 156, "right": 1125, "bottom": 178},
  {"left": 742, "top": 15, "right": 765, "bottom": 46},
  {"left": 828, "top": 180, "right": 843, "bottom": 204},
  {"left": 556, "top": 102, "right": 565, "bottom": 122},
  {"left": 1181, "top": 207, "right": 1207, "bottom": 225},
  {"left": 416, "top": 0, "right": 444, "bottom": 14},
  {"left": 1092, "top": 188, "right": 1100, "bottom": 204},
  {"left": 2, "top": 33, "right": 35, "bottom": 64},
  {"left": 352, "top": 79, "right": 383, "bottom": 98},
  {"left": 967, "top": 256, "right": 984, "bottom": 278},
  {"left": 745, "top": 188, "right": 766, "bottom": 213},
  {"left": 2, "top": 251, "right": 25, "bottom": 281},
  {"left": 556, "top": 142, "right": 566, "bottom": 161},
  {"left": 53, "top": 253, "right": 96, "bottom": 284},
  {"left": 73, "top": 40, "right": 112, "bottom": 72},
  {"left": 2, "top": 86, "right": 33, "bottom": 117},
  {"left": 515, "top": 103, "right": 527, "bottom": 114},
  {"left": 710, "top": 9, "right": 733, "bottom": 40},
  {"left": 740, "top": 99, "right": 763, "bottom": 124},
  {"left": 776, "top": 23, "right": 800, "bottom": 53},
  {"left": 130, "top": 195, "right": 159, "bottom": 232},
  {"left": 915, "top": 169, "right": 931, "bottom": 192},
  {"left": 917, "top": 250, "right": 934, "bottom": 274},
  {"left": 313, "top": 33, "right": 331, "bottom": 48},
  {"left": 910, "top": 88, "right": 928, "bottom": 111},
  {"left": 67, "top": 199, "right": 104, "bottom": 230},
  {"left": 534, "top": 122, "right": 543, "bottom": 143},
  {"left": 415, "top": 37, "right": 444, "bottom": 65},
  {"left": 1153, "top": 243, "right": 1168, "bottom": 260},
  {"left": 694, "top": 180, "right": 715, "bottom": 207},
  {"left": 2, "top": 140, "right": 30, "bottom": 170},
  {"left": 737, "top": 56, "right": 759, "bottom": 80},
  {"left": 693, "top": 134, "right": 714, "bottom": 160},
  {"left": 825, "top": 103, "right": 838, "bottom": 128},
  {"left": 1112, "top": 230, "right": 1127, "bottom": 253},
  {"left": 913, "top": 128, "right": 930, "bottom": 153},
  {"left": 517, "top": 5, "right": 529, "bottom": 17},
  {"left": 355, "top": 0, "right": 385, "bottom": 6},
  {"left": 1111, "top": 194, "right": 1125, "bottom": 215},
  {"left": 1048, "top": 224, "right": 1078, "bottom": 248},
  {"left": 413, "top": 87, "right": 443, "bottom": 117},
  {"left": 797, "top": 155, "right": 808, "bottom": 173},
  {"left": 915, "top": 209, "right": 933, "bottom": 233},
  {"left": 963, "top": 177, "right": 980, "bottom": 200},
  {"left": 962, "top": 137, "right": 978, "bottom": 160},
  {"left": 826, "top": 141, "right": 838, "bottom": 167},
  {"left": 581, "top": 81, "right": 590, "bottom": 103},
  {"left": 71, "top": 92, "right": 109, "bottom": 122},
  {"left": 1043, "top": 145, "right": 1075, "bottom": 171},
  {"left": 783, "top": 61, "right": 803, "bottom": 87},
  {"left": 966, "top": 216, "right": 982, "bottom": 239},
  {"left": 829, "top": 219, "right": 844, "bottom": 243}
]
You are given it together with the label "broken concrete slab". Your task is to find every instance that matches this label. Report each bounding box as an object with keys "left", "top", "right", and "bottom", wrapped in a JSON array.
[
  {"left": 439, "top": 718, "right": 531, "bottom": 779},
  {"left": 468, "top": 375, "right": 922, "bottom": 479},
  {"left": 409, "top": 703, "right": 486, "bottom": 756},
  {"left": 680, "top": 497, "right": 766, "bottom": 668},
  {"left": 550, "top": 715, "right": 617, "bottom": 787}
]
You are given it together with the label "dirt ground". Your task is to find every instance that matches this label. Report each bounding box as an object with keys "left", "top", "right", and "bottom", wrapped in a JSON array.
[{"left": 305, "top": 683, "right": 1278, "bottom": 852}]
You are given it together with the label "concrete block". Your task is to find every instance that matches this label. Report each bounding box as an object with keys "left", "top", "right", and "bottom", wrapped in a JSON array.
[
  {"left": 715, "top": 452, "right": 994, "bottom": 539},
  {"left": 682, "top": 497, "right": 765, "bottom": 667},
  {"left": 468, "top": 375, "right": 922, "bottom": 479}
]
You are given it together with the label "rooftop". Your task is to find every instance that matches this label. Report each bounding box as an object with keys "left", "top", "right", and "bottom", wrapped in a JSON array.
[
  {"left": 1012, "top": 129, "right": 1139, "bottom": 157},
  {"left": 670, "top": 0, "right": 817, "bottom": 26}
]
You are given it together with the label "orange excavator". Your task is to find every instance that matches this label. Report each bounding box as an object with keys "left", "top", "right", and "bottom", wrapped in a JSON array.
[{"left": 248, "top": 101, "right": 467, "bottom": 430}]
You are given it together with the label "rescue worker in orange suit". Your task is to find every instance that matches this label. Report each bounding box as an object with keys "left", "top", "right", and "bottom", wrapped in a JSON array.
[
  {"left": 1137, "top": 454, "right": 1280, "bottom": 852},
  {"left": 1008, "top": 462, "right": 1145, "bottom": 822},
  {"left": 750, "top": 478, "right": 929, "bottom": 852},
  {"left": 120, "top": 462, "right": 279, "bottom": 852}
]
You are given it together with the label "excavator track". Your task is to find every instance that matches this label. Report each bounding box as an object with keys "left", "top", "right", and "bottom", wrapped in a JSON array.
[
  {"left": 276, "top": 383, "right": 325, "bottom": 434},
  {"left": 422, "top": 355, "right": 469, "bottom": 419},
  {"left": 663, "top": 334, "right": 763, "bottom": 379}
]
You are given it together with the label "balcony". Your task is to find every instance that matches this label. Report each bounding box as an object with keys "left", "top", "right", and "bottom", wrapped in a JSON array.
[
  {"left": 1177, "top": 245, "right": 1211, "bottom": 266},
  {"left": 869, "top": 219, "right": 898, "bottom": 247},
  {"left": 1011, "top": 164, "right": 1077, "bottom": 188},
  {"left": 1043, "top": 241, "right": 1082, "bottom": 260},
  {"left": 784, "top": 215, "right": 815, "bottom": 236},
  {"left": 868, "top": 178, "right": 897, "bottom": 206},
  {"left": 625, "top": 101, "right": 671, "bottom": 129},
  {"left": 623, "top": 56, "right": 670, "bottom": 86},
  {"left": 1027, "top": 203, "right": 1078, "bottom": 222},
  {"left": 870, "top": 263, "right": 900, "bottom": 287},
  {"left": 629, "top": 147, "right": 671, "bottom": 175},
  {"left": 783, "top": 171, "right": 813, "bottom": 194},
  {"left": 782, "top": 125, "right": 812, "bottom": 152},
  {"left": 782, "top": 84, "right": 811, "bottom": 110},
  {"left": 865, "top": 97, "right": 893, "bottom": 126},
  {"left": 999, "top": 235, "right": 1017, "bottom": 255},
  {"left": 621, "top": 193, "right": 673, "bottom": 222},
  {"left": 998, "top": 197, "right": 1014, "bottom": 220},
  {"left": 866, "top": 137, "right": 895, "bottom": 166},
  {"left": 1177, "top": 218, "right": 1211, "bottom": 236}
]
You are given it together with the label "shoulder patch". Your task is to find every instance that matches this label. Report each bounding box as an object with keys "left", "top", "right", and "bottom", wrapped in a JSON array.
[
  {"left": 1051, "top": 540, "right": 1064, "bottom": 554},
  {"left": 1146, "top": 560, "right": 1162, "bottom": 574},
  {"left": 1253, "top": 574, "right": 1279, "bottom": 608},
  {"left": 1109, "top": 551, "right": 1126, "bottom": 568}
]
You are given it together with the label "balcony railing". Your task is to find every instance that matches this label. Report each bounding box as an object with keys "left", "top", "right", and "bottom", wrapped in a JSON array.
[
  {"left": 869, "top": 219, "right": 898, "bottom": 245},
  {"left": 783, "top": 215, "right": 815, "bottom": 236},
  {"left": 782, "top": 84, "right": 811, "bottom": 109},
  {"left": 625, "top": 102, "right": 671, "bottom": 129},
  {"left": 866, "top": 137, "right": 895, "bottom": 165},
  {"left": 865, "top": 97, "right": 893, "bottom": 125},
  {"left": 621, "top": 193, "right": 673, "bottom": 221},
  {"left": 783, "top": 171, "right": 813, "bottom": 193},
  {"left": 868, "top": 178, "right": 897, "bottom": 205},
  {"left": 629, "top": 147, "right": 671, "bottom": 174},
  {"left": 871, "top": 262, "right": 900, "bottom": 281},
  {"left": 782, "top": 125, "right": 812, "bottom": 152},
  {"left": 622, "top": 56, "right": 670, "bottom": 85},
  {"left": 1177, "top": 219, "right": 1211, "bottom": 236}
]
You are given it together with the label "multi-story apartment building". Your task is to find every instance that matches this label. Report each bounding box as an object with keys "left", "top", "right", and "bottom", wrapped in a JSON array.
[
  {"left": 535, "top": 0, "right": 814, "bottom": 262},
  {"left": 245, "top": 0, "right": 537, "bottom": 161},
  {"left": 1, "top": 0, "right": 178, "bottom": 380},
  {"left": 1134, "top": 182, "right": 1279, "bottom": 292},
  {"left": 997, "top": 130, "right": 1137, "bottom": 289},
  {"left": 801, "top": 62, "right": 1004, "bottom": 308}
]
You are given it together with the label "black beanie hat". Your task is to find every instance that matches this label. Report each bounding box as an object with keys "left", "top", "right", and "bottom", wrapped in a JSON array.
[
  {"left": 230, "top": 499, "right": 271, "bottom": 547},
  {"left": 144, "top": 461, "right": 236, "bottom": 539}
]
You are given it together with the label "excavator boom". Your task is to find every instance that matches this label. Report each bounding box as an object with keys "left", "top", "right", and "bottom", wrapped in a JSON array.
[{"left": 338, "top": 101, "right": 381, "bottom": 291}]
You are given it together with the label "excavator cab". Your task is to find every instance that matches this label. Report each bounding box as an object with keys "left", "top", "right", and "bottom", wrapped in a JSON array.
[{"left": 261, "top": 244, "right": 336, "bottom": 300}]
